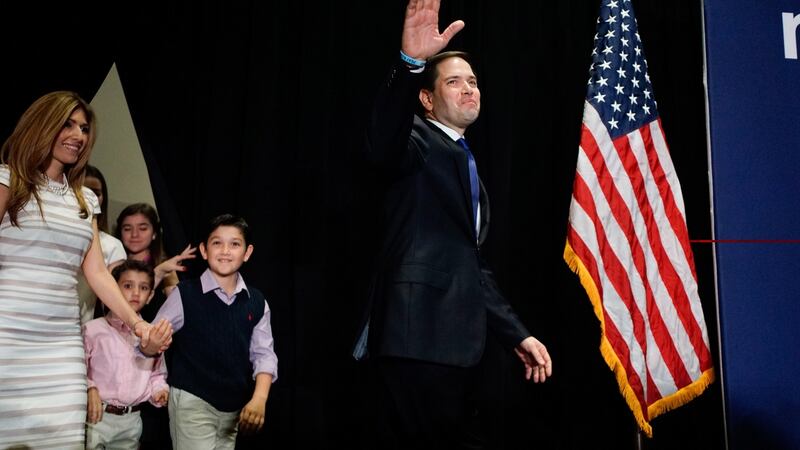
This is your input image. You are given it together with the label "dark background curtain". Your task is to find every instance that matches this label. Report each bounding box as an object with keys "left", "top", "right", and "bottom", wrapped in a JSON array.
[{"left": 4, "top": 0, "right": 724, "bottom": 448}]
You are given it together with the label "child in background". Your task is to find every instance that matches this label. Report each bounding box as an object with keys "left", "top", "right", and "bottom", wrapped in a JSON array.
[
  {"left": 115, "top": 203, "right": 196, "bottom": 304},
  {"left": 83, "top": 260, "right": 169, "bottom": 450},
  {"left": 154, "top": 214, "right": 277, "bottom": 450},
  {"left": 115, "top": 202, "right": 193, "bottom": 450},
  {"left": 83, "top": 165, "right": 126, "bottom": 265}
]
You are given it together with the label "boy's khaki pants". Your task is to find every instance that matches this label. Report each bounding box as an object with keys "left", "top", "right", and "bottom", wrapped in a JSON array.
[
  {"left": 168, "top": 387, "right": 239, "bottom": 450},
  {"left": 86, "top": 408, "right": 142, "bottom": 450}
]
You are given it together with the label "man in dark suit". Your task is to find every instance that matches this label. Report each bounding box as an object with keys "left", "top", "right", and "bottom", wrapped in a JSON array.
[{"left": 353, "top": 0, "right": 552, "bottom": 448}]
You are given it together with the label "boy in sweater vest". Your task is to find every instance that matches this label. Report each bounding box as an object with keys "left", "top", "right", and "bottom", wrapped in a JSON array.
[
  {"left": 83, "top": 260, "right": 169, "bottom": 450},
  {"left": 154, "top": 214, "right": 278, "bottom": 450}
]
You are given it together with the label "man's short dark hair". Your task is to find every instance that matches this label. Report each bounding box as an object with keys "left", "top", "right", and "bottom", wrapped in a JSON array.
[
  {"left": 420, "top": 51, "right": 474, "bottom": 92},
  {"left": 205, "top": 214, "right": 250, "bottom": 244}
]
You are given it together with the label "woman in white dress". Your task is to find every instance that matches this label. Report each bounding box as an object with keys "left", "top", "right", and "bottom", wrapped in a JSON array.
[{"left": 0, "top": 91, "right": 170, "bottom": 449}]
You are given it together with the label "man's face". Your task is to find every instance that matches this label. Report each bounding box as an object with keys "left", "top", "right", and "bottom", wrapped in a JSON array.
[{"left": 420, "top": 57, "right": 480, "bottom": 134}]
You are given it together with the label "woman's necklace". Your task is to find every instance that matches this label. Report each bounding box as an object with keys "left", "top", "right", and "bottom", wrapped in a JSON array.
[{"left": 42, "top": 173, "right": 69, "bottom": 196}]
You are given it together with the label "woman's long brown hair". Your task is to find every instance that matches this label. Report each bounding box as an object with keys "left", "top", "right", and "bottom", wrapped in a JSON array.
[{"left": 1, "top": 91, "right": 97, "bottom": 226}]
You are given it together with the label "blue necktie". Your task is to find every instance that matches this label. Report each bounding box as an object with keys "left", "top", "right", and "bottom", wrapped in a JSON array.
[{"left": 457, "top": 137, "right": 480, "bottom": 236}]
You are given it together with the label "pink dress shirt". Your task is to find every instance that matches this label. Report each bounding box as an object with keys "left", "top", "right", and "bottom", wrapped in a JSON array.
[{"left": 83, "top": 315, "right": 168, "bottom": 407}]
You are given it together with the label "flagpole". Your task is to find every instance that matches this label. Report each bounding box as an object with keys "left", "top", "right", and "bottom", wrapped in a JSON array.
[{"left": 635, "top": 429, "right": 644, "bottom": 450}]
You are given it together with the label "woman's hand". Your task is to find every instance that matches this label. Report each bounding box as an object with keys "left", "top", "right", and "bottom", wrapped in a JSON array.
[
  {"left": 132, "top": 320, "right": 153, "bottom": 348},
  {"left": 137, "top": 319, "right": 173, "bottom": 355}
]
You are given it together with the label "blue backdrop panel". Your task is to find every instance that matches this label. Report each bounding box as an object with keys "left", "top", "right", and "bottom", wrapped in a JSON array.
[{"left": 704, "top": 0, "right": 800, "bottom": 448}]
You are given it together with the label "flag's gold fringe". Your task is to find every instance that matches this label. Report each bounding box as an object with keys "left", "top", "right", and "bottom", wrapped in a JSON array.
[
  {"left": 599, "top": 335, "right": 653, "bottom": 437},
  {"left": 648, "top": 368, "right": 715, "bottom": 420},
  {"left": 564, "top": 241, "right": 653, "bottom": 437},
  {"left": 564, "top": 241, "right": 716, "bottom": 438}
]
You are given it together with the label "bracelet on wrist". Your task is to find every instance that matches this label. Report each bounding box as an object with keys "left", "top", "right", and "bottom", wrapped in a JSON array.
[{"left": 400, "top": 50, "right": 426, "bottom": 68}]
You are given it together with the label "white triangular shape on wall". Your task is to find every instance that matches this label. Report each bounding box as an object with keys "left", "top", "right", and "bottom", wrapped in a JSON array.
[{"left": 90, "top": 63, "right": 156, "bottom": 227}]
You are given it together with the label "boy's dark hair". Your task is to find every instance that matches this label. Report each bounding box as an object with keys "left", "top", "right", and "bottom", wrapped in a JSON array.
[
  {"left": 205, "top": 214, "right": 250, "bottom": 244},
  {"left": 111, "top": 259, "right": 155, "bottom": 289}
]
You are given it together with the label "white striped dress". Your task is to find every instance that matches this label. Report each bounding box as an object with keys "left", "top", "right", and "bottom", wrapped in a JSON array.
[{"left": 0, "top": 165, "right": 100, "bottom": 449}]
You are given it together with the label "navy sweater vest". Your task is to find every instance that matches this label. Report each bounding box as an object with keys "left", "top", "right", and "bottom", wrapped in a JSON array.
[{"left": 168, "top": 278, "right": 265, "bottom": 412}]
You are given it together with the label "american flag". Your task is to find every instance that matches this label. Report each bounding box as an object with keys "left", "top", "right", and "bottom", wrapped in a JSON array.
[{"left": 563, "top": 0, "right": 715, "bottom": 437}]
